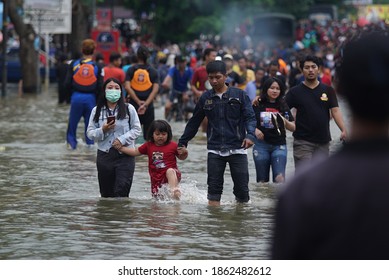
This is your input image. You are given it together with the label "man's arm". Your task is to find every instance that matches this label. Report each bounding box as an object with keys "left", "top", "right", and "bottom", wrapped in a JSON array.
[
  {"left": 178, "top": 98, "right": 205, "bottom": 147},
  {"left": 124, "top": 80, "right": 142, "bottom": 105},
  {"left": 331, "top": 107, "right": 347, "bottom": 141},
  {"left": 242, "top": 93, "right": 257, "bottom": 144},
  {"left": 144, "top": 82, "right": 160, "bottom": 108},
  {"left": 161, "top": 75, "right": 172, "bottom": 90}
]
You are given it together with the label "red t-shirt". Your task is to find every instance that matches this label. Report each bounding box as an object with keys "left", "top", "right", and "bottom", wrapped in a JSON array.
[
  {"left": 191, "top": 65, "right": 207, "bottom": 91},
  {"left": 138, "top": 141, "right": 181, "bottom": 194},
  {"left": 103, "top": 66, "right": 126, "bottom": 84}
]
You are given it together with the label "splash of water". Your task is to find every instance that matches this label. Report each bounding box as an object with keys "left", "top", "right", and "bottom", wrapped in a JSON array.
[{"left": 154, "top": 178, "right": 208, "bottom": 205}]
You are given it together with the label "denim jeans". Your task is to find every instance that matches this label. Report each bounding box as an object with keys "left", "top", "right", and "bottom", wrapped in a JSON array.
[
  {"left": 252, "top": 139, "right": 287, "bottom": 183},
  {"left": 207, "top": 152, "right": 250, "bottom": 202}
]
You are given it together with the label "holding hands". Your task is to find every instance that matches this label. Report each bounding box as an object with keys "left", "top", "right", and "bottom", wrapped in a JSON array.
[{"left": 177, "top": 146, "right": 188, "bottom": 160}]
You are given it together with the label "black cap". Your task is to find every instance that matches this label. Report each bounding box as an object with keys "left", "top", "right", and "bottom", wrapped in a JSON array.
[{"left": 176, "top": 55, "right": 186, "bottom": 62}]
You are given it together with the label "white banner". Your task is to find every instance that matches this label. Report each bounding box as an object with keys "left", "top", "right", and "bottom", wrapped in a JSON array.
[
  {"left": 1, "top": 260, "right": 389, "bottom": 280},
  {"left": 24, "top": 0, "right": 72, "bottom": 34}
]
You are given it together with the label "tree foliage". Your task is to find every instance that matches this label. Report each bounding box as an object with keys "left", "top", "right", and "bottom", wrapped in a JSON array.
[{"left": 123, "top": 0, "right": 345, "bottom": 44}]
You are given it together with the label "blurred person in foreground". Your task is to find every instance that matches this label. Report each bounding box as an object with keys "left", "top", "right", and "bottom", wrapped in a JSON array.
[{"left": 272, "top": 30, "right": 389, "bottom": 259}]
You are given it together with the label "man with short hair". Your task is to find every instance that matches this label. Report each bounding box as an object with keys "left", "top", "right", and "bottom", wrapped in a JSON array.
[
  {"left": 103, "top": 52, "right": 125, "bottom": 84},
  {"left": 124, "top": 45, "right": 159, "bottom": 139},
  {"left": 162, "top": 55, "right": 193, "bottom": 121},
  {"left": 190, "top": 48, "right": 217, "bottom": 133},
  {"left": 223, "top": 54, "right": 243, "bottom": 87},
  {"left": 285, "top": 55, "right": 347, "bottom": 170},
  {"left": 234, "top": 55, "right": 255, "bottom": 90},
  {"left": 179, "top": 60, "right": 256, "bottom": 206}
]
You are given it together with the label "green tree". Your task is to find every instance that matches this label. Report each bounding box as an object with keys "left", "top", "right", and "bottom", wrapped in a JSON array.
[
  {"left": 124, "top": 0, "right": 346, "bottom": 44},
  {"left": 6, "top": 0, "right": 93, "bottom": 92}
]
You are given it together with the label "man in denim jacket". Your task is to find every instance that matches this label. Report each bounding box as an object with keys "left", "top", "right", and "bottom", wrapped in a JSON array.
[{"left": 178, "top": 60, "right": 256, "bottom": 206}]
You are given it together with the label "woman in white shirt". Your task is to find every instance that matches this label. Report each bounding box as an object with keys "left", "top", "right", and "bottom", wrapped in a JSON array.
[{"left": 87, "top": 78, "right": 141, "bottom": 197}]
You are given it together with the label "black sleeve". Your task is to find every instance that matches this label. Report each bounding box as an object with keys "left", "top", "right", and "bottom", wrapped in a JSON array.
[
  {"left": 125, "top": 66, "right": 135, "bottom": 82},
  {"left": 63, "top": 60, "right": 74, "bottom": 92},
  {"left": 95, "top": 64, "right": 104, "bottom": 98}
]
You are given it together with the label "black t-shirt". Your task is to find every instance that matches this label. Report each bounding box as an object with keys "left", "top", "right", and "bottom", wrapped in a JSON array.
[
  {"left": 286, "top": 82, "right": 338, "bottom": 144},
  {"left": 253, "top": 99, "right": 294, "bottom": 145},
  {"left": 125, "top": 64, "right": 159, "bottom": 100}
]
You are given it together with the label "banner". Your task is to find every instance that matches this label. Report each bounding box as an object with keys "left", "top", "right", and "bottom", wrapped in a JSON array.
[{"left": 24, "top": 0, "right": 71, "bottom": 34}]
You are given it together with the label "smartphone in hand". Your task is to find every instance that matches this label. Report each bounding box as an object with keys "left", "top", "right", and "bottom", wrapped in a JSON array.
[{"left": 107, "top": 115, "right": 115, "bottom": 124}]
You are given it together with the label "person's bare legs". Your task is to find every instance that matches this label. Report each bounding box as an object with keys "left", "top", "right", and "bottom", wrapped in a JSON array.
[
  {"left": 275, "top": 174, "right": 285, "bottom": 183},
  {"left": 208, "top": 200, "right": 220, "bottom": 206},
  {"left": 166, "top": 168, "right": 181, "bottom": 199},
  {"left": 164, "top": 100, "right": 172, "bottom": 119}
]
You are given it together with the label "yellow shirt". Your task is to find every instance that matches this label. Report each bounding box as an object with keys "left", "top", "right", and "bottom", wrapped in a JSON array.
[{"left": 233, "top": 65, "right": 255, "bottom": 90}]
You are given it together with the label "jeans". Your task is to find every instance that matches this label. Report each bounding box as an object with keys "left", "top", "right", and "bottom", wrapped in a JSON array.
[
  {"left": 207, "top": 152, "right": 250, "bottom": 202},
  {"left": 252, "top": 139, "right": 287, "bottom": 183}
]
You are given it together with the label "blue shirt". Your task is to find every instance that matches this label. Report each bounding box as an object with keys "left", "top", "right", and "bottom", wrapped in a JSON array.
[{"left": 168, "top": 66, "right": 193, "bottom": 92}]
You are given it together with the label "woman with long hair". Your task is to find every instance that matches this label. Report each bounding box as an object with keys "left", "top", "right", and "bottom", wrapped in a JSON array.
[
  {"left": 87, "top": 78, "right": 142, "bottom": 197},
  {"left": 252, "top": 77, "right": 295, "bottom": 183}
]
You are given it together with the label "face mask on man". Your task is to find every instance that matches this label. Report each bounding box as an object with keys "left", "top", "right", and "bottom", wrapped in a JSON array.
[{"left": 105, "top": 89, "right": 121, "bottom": 103}]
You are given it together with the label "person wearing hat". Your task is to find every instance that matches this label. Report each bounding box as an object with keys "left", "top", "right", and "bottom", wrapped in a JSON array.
[
  {"left": 161, "top": 55, "right": 193, "bottom": 121},
  {"left": 223, "top": 54, "right": 244, "bottom": 88}
]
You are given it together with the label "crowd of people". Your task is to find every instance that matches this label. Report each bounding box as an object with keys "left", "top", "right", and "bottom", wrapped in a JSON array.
[
  {"left": 62, "top": 18, "right": 383, "bottom": 200},
  {"left": 54, "top": 16, "right": 389, "bottom": 258}
]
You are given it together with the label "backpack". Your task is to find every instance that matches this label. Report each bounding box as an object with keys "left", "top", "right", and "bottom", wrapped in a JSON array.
[
  {"left": 125, "top": 103, "right": 131, "bottom": 129},
  {"left": 72, "top": 59, "right": 98, "bottom": 92},
  {"left": 131, "top": 65, "right": 152, "bottom": 92}
]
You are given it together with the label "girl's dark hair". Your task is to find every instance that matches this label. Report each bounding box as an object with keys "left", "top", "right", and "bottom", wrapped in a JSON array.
[
  {"left": 137, "top": 45, "right": 149, "bottom": 63},
  {"left": 146, "top": 120, "right": 173, "bottom": 143},
  {"left": 93, "top": 77, "right": 127, "bottom": 122},
  {"left": 260, "top": 77, "right": 286, "bottom": 103}
]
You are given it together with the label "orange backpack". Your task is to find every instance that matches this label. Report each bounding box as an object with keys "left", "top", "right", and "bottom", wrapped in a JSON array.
[
  {"left": 72, "top": 59, "right": 98, "bottom": 92},
  {"left": 131, "top": 66, "right": 152, "bottom": 92}
]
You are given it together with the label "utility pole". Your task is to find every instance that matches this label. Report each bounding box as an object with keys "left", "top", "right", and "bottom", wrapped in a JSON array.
[{"left": 1, "top": 0, "right": 8, "bottom": 97}]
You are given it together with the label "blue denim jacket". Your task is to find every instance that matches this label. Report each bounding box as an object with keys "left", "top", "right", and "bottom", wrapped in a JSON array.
[{"left": 179, "top": 87, "right": 256, "bottom": 150}]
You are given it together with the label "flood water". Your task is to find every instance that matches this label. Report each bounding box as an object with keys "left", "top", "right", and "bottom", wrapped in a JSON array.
[{"left": 0, "top": 85, "right": 347, "bottom": 260}]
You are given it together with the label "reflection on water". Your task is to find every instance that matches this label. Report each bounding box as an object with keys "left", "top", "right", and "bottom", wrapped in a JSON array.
[{"left": 0, "top": 86, "right": 346, "bottom": 260}]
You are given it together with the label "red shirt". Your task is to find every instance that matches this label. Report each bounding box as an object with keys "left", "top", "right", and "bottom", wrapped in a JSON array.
[
  {"left": 191, "top": 65, "right": 207, "bottom": 91},
  {"left": 103, "top": 66, "right": 125, "bottom": 84},
  {"left": 138, "top": 141, "right": 180, "bottom": 194}
]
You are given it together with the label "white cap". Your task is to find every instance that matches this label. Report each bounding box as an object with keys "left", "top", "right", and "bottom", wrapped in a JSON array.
[{"left": 223, "top": 54, "right": 233, "bottom": 60}]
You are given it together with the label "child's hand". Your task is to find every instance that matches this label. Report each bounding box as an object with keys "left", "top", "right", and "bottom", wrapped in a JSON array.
[{"left": 112, "top": 139, "right": 123, "bottom": 150}]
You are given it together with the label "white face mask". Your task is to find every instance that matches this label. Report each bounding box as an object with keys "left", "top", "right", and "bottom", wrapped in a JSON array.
[{"left": 105, "top": 89, "right": 121, "bottom": 102}]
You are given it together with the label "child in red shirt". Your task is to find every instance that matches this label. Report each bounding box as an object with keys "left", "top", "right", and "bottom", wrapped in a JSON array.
[{"left": 120, "top": 120, "right": 188, "bottom": 199}]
